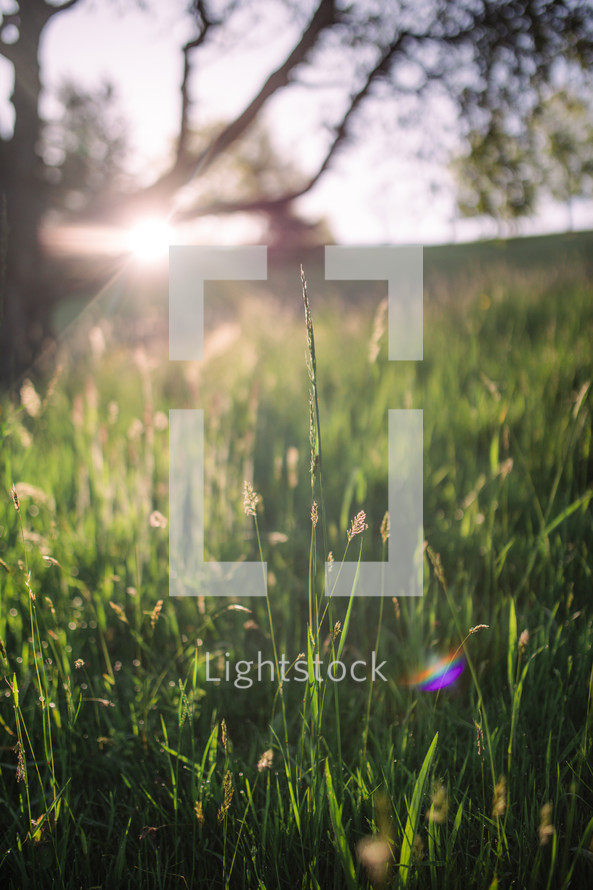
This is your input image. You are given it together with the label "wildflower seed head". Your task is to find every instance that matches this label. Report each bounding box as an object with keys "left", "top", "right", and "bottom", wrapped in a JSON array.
[
  {"left": 392, "top": 597, "right": 400, "bottom": 620},
  {"left": 469, "top": 624, "right": 489, "bottom": 635},
  {"left": 243, "top": 481, "right": 259, "bottom": 517},
  {"left": 518, "top": 628, "right": 530, "bottom": 655},
  {"left": 74, "top": 658, "right": 84, "bottom": 670},
  {"left": 11, "top": 485, "right": 19, "bottom": 513},
  {"left": 332, "top": 620, "right": 342, "bottom": 643},
  {"left": 221, "top": 718, "right": 228, "bottom": 755},
  {"left": 347, "top": 510, "right": 368, "bottom": 543}
]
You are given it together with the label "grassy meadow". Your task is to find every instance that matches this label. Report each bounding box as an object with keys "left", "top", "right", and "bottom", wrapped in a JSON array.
[{"left": 0, "top": 232, "right": 592, "bottom": 888}]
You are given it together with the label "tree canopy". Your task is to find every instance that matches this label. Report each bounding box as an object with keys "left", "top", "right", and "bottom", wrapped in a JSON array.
[{"left": 1, "top": 0, "right": 593, "bottom": 383}]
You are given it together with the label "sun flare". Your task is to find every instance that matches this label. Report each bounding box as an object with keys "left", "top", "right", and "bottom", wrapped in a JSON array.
[{"left": 126, "top": 217, "right": 174, "bottom": 261}]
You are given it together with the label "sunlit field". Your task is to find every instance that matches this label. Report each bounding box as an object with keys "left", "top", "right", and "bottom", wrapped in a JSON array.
[{"left": 1, "top": 232, "right": 592, "bottom": 889}]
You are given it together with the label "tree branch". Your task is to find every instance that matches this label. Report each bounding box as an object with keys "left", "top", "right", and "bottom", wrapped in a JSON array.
[
  {"left": 173, "top": 35, "right": 407, "bottom": 222},
  {"left": 176, "top": 0, "right": 218, "bottom": 167},
  {"left": 122, "top": 0, "right": 337, "bottom": 212},
  {"left": 45, "top": 0, "right": 81, "bottom": 18}
]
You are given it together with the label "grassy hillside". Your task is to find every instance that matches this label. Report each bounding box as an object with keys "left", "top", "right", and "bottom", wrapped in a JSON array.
[{"left": 0, "top": 231, "right": 592, "bottom": 888}]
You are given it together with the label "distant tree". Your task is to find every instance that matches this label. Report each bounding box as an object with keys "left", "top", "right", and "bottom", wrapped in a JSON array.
[
  {"left": 533, "top": 89, "right": 593, "bottom": 229},
  {"left": 41, "top": 79, "right": 129, "bottom": 216},
  {"left": 2, "top": 0, "right": 593, "bottom": 384},
  {"left": 453, "top": 87, "right": 593, "bottom": 233},
  {"left": 452, "top": 113, "right": 540, "bottom": 234}
]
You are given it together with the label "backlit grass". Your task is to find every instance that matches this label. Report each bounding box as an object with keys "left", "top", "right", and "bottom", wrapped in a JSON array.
[{"left": 0, "top": 232, "right": 592, "bottom": 888}]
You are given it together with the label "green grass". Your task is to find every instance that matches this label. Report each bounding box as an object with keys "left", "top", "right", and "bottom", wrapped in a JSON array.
[{"left": 0, "top": 231, "right": 592, "bottom": 888}]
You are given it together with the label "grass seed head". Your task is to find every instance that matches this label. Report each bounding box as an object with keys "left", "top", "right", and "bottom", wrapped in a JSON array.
[
  {"left": 427, "top": 545, "right": 447, "bottom": 591},
  {"left": 311, "top": 500, "right": 318, "bottom": 527},
  {"left": 492, "top": 775, "right": 507, "bottom": 818},
  {"left": 286, "top": 446, "right": 299, "bottom": 489},
  {"left": 369, "top": 297, "right": 388, "bottom": 364},
  {"left": 518, "top": 629, "right": 530, "bottom": 655},
  {"left": 427, "top": 783, "right": 449, "bottom": 823},
  {"left": 217, "top": 770, "right": 234, "bottom": 822},
  {"left": 149, "top": 510, "right": 167, "bottom": 528},
  {"left": 194, "top": 801, "right": 205, "bottom": 825},
  {"left": 243, "top": 481, "right": 259, "bottom": 517},
  {"left": 109, "top": 601, "right": 128, "bottom": 624},
  {"left": 257, "top": 749, "right": 274, "bottom": 772},
  {"left": 14, "top": 741, "right": 25, "bottom": 783},
  {"left": 474, "top": 719, "right": 484, "bottom": 759},
  {"left": 538, "top": 802, "right": 555, "bottom": 845},
  {"left": 380, "top": 511, "right": 390, "bottom": 544},
  {"left": 347, "top": 510, "right": 368, "bottom": 543},
  {"left": 150, "top": 599, "right": 163, "bottom": 630},
  {"left": 20, "top": 378, "right": 42, "bottom": 418},
  {"left": 357, "top": 835, "right": 392, "bottom": 886}
]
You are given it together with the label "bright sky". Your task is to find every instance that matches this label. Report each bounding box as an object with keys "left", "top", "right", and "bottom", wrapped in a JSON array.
[{"left": 1, "top": 0, "right": 592, "bottom": 247}]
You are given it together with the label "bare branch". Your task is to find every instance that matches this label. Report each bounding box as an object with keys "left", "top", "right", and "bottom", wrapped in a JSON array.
[
  {"left": 173, "top": 35, "right": 407, "bottom": 222},
  {"left": 123, "top": 0, "right": 337, "bottom": 212},
  {"left": 197, "top": 0, "right": 337, "bottom": 169},
  {"left": 176, "top": 1, "right": 218, "bottom": 166}
]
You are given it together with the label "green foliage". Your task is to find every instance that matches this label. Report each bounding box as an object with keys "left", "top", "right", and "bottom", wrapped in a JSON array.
[
  {"left": 454, "top": 89, "right": 593, "bottom": 231},
  {"left": 0, "top": 233, "right": 592, "bottom": 887}
]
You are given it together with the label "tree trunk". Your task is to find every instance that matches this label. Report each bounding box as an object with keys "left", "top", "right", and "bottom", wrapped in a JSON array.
[{"left": 0, "top": 10, "right": 54, "bottom": 388}]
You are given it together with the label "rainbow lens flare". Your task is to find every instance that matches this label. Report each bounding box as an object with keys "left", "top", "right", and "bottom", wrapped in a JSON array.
[{"left": 405, "top": 652, "right": 465, "bottom": 691}]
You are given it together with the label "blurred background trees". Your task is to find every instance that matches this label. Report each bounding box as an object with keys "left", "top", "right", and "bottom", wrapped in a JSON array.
[
  {"left": 453, "top": 87, "right": 593, "bottom": 234},
  {"left": 1, "top": 0, "right": 593, "bottom": 386}
]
